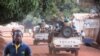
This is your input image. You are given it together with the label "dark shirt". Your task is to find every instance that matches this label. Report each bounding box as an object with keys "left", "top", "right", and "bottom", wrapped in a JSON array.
[{"left": 4, "top": 42, "right": 31, "bottom": 56}]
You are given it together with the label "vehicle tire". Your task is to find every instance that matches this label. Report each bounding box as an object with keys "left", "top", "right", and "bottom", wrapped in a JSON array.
[
  {"left": 34, "top": 40, "right": 38, "bottom": 45},
  {"left": 52, "top": 49, "right": 57, "bottom": 55},
  {"left": 56, "top": 50, "right": 60, "bottom": 53},
  {"left": 53, "top": 50, "right": 57, "bottom": 54},
  {"left": 62, "top": 26, "right": 73, "bottom": 38},
  {"left": 49, "top": 47, "right": 53, "bottom": 54},
  {"left": 74, "top": 50, "right": 78, "bottom": 56},
  {"left": 71, "top": 50, "right": 78, "bottom": 56},
  {"left": 49, "top": 46, "right": 57, "bottom": 55}
]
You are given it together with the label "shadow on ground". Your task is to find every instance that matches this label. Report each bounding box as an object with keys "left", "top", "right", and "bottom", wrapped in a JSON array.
[{"left": 33, "top": 53, "right": 72, "bottom": 56}]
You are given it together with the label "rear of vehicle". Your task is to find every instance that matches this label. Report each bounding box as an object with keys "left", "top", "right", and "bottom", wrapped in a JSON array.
[
  {"left": 48, "top": 26, "right": 82, "bottom": 56},
  {"left": 49, "top": 37, "right": 82, "bottom": 56},
  {"left": 33, "top": 24, "right": 50, "bottom": 45},
  {"left": 34, "top": 33, "right": 49, "bottom": 45}
]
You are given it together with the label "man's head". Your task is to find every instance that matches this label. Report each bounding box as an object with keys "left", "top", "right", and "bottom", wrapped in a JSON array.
[{"left": 12, "top": 30, "right": 23, "bottom": 45}]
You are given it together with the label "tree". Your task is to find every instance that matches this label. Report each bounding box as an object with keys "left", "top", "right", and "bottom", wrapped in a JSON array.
[
  {"left": 0, "top": 0, "right": 90, "bottom": 24},
  {"left": 22, "top": 14, "right": 41, "bottom": 29},
  {"left": 0, "top": 0, "right": 34, "bottom": 24}
]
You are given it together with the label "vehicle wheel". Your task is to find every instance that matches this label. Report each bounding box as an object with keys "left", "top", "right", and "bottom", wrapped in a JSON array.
[
  {"left": 52, "top": 49, "right": 58, "bottom": 55},
  {"left": 62, "top": 26, "right": 73, "bottom": 38},
  {"left": 49, "top": 47, "right": 53, "bottom": 54},
  {"left": 53, "top": 50, "right": 56, "bottom": 54},
  {"left": 74, "top": 50, "right": 78, "bottom": 56},
  {"left": 34, "top": 41, "right": 38, "bottom": 45},
  {"left": 49, "top": 47, "right": 57, "bottom": 55},
  {"left": 71, "top": 50, "right": 78, "bottom": 56},
  {"left": 56, "top": 50, "right": 60, "bottom": 53}
]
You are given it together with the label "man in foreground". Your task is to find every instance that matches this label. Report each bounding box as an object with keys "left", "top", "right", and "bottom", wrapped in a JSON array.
[{"left": 4, "top": 30, "right": 31, "bottom": 56}]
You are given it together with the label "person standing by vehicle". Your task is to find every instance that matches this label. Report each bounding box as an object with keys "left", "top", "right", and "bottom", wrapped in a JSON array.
[{"left": 4, "top": 29, "right": 31, "bottom": 56}]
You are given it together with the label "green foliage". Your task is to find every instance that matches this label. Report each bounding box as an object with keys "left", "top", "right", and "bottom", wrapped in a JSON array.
[
  {"left": 0, "top": 0, "right": 90, "bottom": 24},
  {"left": 0, "top": 0, "right": 34, "bottom": 24},
  {"left": 22, "top": 14, "right": 42, "bottom": 29}
]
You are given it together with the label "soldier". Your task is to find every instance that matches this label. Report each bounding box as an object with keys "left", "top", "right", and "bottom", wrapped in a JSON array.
[{"left": 39, "top": 20, "right": 47, "bottom": 33}]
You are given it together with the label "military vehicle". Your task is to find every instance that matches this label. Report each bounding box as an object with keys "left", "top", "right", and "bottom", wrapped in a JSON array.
[
  {"left": 48, "top": 21, "right": 82, "bottom": 56},
  {"left": 33, "top": 22, "right": 52, "bottom": 45}
]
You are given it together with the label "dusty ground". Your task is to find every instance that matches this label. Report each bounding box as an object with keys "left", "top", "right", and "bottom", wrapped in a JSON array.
[
  {"left": 2, "top": 35, "right": 100, "bottom": 56},
  {"left": 0, "top": 37, "right": 6, "bottom": 56}
]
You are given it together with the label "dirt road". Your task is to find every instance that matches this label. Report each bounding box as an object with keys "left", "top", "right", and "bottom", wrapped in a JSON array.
[{"left": 3, "top": 37, "right": 100, "bottom": 56}]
